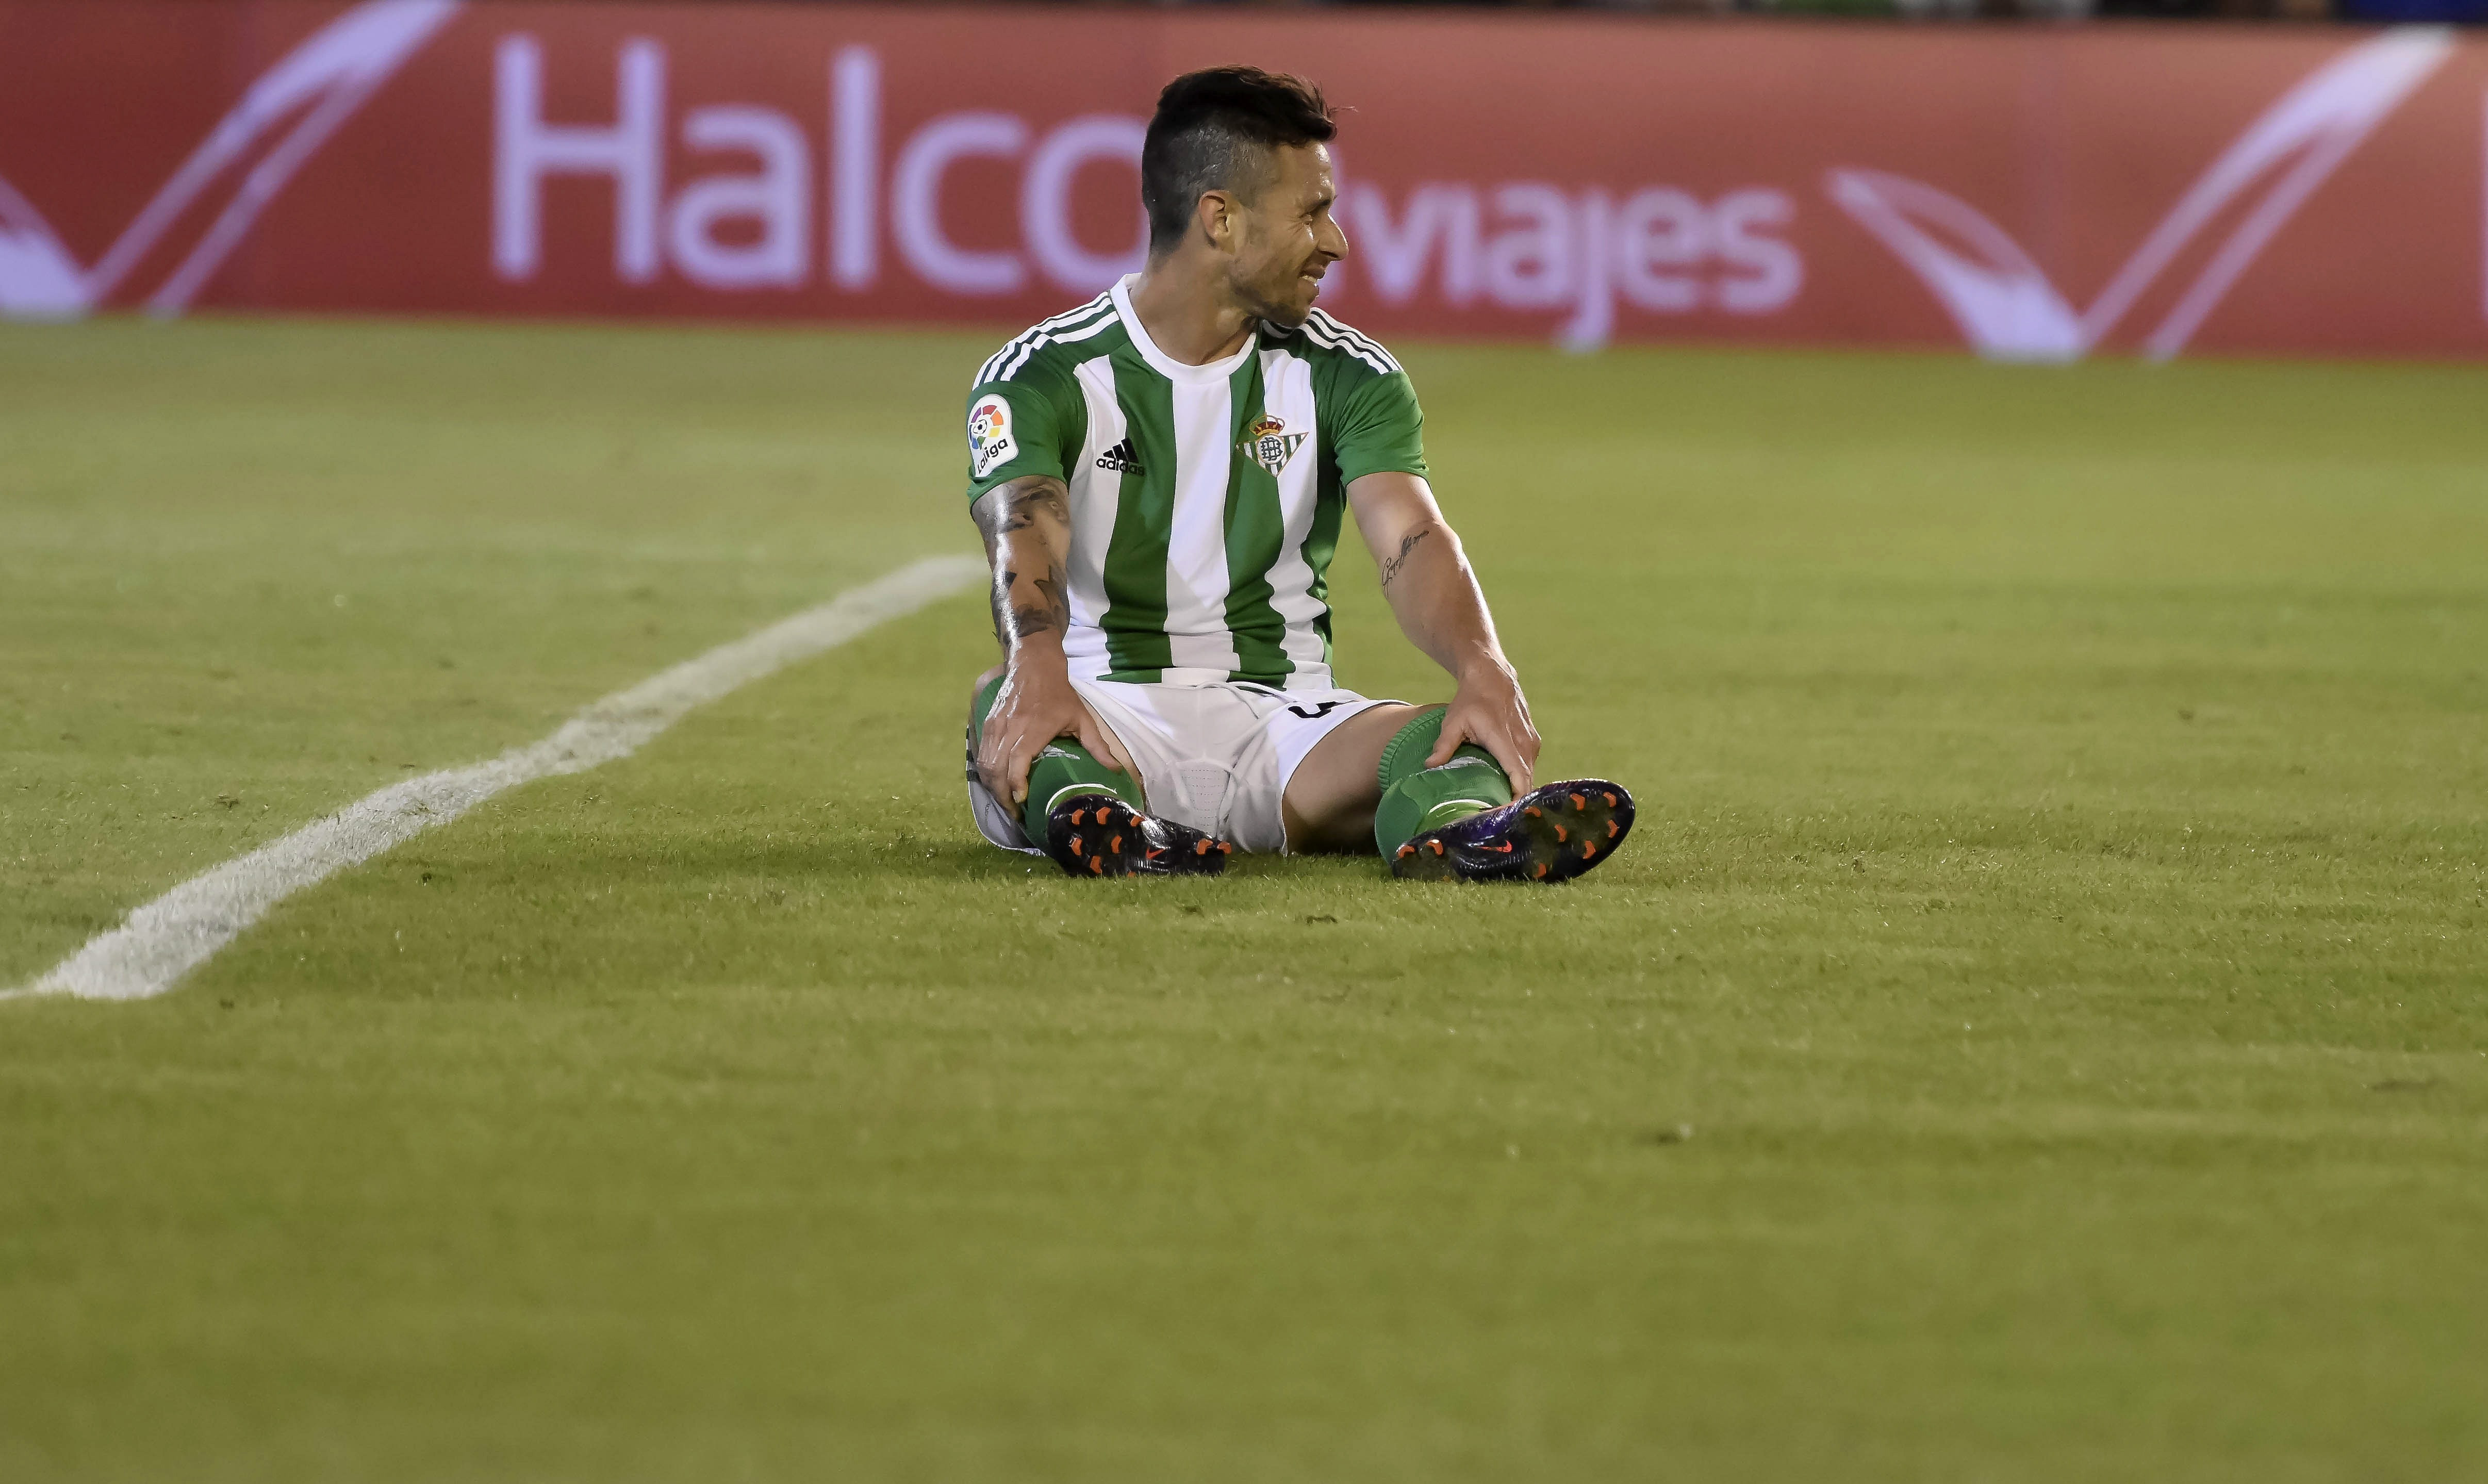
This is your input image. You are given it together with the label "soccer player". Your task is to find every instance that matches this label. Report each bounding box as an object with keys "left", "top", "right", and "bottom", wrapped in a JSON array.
[{"left": 963, "top": 66, "right": 1633, "bottom": 882}]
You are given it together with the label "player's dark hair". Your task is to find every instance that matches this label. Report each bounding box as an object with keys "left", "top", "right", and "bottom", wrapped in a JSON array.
[{"left": 1142, "top": 67, "right": 1336, "bottom": 256}]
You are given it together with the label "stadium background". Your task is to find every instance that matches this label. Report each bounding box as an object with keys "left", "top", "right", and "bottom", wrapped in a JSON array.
[
  {"left": 4, "top": 2, "right": 2484, "bottom": 1481},
  {"left": 4, "top": 1, "right": 2486, "bottom": 356}
]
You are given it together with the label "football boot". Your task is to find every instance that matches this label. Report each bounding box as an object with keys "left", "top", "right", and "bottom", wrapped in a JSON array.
[
  {"left": 1042, "top": 793, "right": 1232, "bottom": 879},
  {"left": 1391, "top": 780, "right": 1634, "bottom": 884}
]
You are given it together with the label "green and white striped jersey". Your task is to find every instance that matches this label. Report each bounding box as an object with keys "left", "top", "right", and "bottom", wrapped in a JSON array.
[{"left": 965, "top": 274, "right": 1427, "bottom": 691}]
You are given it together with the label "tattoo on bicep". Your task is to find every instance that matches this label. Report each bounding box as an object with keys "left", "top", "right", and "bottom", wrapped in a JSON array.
[{"left": 1379, "top": 527, "right": 1431, "bottom": 587}]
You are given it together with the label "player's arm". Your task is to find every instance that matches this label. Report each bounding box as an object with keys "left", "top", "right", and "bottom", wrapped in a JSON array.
[
  {"left": 1347, "top": 470, "right": 1540, "bottom": 793},
  {"left": 970, "top": 474, "right": 1127, "bottom": 806}
]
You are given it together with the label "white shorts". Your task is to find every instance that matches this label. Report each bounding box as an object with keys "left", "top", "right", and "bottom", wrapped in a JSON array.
[{"left": 967, "top": 678, "right": 1401, "bottom": 855}]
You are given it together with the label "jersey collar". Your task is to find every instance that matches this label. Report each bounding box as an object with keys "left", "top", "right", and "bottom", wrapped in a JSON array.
[{"left": 1111, "top": 274, "right": 1258, "bottom": 385}]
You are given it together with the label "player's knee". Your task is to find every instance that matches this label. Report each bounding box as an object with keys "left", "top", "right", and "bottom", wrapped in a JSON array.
[{"left": 969, "top": 668, "right": 1008, "bottom": 732}]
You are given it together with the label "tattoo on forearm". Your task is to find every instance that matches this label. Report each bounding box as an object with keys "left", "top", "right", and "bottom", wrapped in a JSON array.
[
  {"left": 974, "top": 475, "right": 1074, "bottom": 646},
  {"left": 999, "top": 564, "right": 1070, "bottom": 639},
  {"left": 1379, "top": 527, "right": 1431, "bottom": 587}
]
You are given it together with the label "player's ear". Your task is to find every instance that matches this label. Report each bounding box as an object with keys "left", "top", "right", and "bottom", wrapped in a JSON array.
[{"left": 1199, "top": 190, "right": 1239, "bottom": 255}]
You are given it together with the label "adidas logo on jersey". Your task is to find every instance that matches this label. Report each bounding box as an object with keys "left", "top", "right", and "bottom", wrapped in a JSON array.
[{"left": 1095, "top": 438, "right": 1145, "bottom": 474}]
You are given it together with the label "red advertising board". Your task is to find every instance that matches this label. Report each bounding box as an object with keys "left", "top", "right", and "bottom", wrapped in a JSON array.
[{"left": 2, "top": 0, "right": 2483, "bottom": 359}]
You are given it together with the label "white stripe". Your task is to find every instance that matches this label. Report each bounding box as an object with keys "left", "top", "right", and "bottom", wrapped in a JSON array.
[
  {"left": 1341, "top": 330, "right": 1401, "bottom": 375},
  {"left": 1312, "top": 310, "right": 1400, "bottom": 371},
  {"left": 977, "top": 294, "right": 1113, "bottom": 385},
  {"left": 1061, "top": 356, "right": 1126, "bottom": 672},
  {"left": 1296, "top": 317, "right": 1369, "bottom": 370},
  {"left": 996, "top": 305, "right": 1119, "bottom": 384},
  {"left": 2, "top": 556, "right": 986, "bottom": 1004},
  {"left": 1319, "top": 316, "right": 1400, "bottom": 374},
  {"left": 976, "top": 294, "right": 1109, "bottom": 385},
  {"left": 1300, "top": 315, "right": 1394, "bottom": 377},
  {"left": 976, "top": 292, "right": 1108, "bottom": 384},
  {"left": 980, "top": 310, "right": 1094, "bottom": 386},
  {"left": 1306, "top": 310, "right": 1400, "bottom": 373},
  {"left": 1305, "top": 320, "right": 1394, "bottom": 377},
  {"left": 1161, "top": 370, "right": 1241, "bottom": 677}
]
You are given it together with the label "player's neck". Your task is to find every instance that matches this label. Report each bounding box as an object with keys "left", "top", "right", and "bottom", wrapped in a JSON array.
[{"left": 1127, "top": 259, "right": 1255, "bottom": 366}]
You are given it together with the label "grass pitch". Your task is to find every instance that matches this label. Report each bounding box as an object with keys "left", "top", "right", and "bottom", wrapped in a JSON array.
[{"left": 3, "top": 317, "right": 2484, "bottom": 1481}]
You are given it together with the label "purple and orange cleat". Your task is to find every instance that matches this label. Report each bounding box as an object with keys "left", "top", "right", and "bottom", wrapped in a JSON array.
[
  {"left": 1391, "top": 780, "right": 1635, "bottom": 884},
  {"left": 1042, "top": 794, "right": 1232, "bottom": 879}
]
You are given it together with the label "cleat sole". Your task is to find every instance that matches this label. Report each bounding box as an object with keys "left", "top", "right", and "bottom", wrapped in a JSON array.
[
  {"left": 1042, "top": 795, "right": 1230, "bottom": 879},
  {"left": 1391, "top": 779, "right": 1636, "bottom": 885}
]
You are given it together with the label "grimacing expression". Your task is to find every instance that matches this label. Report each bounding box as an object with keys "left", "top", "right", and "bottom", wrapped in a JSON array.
[{"left": 1224, "top": 142, "right": 1349, "bottom": 328}]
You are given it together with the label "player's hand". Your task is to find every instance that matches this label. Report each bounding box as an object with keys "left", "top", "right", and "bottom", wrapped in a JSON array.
[
  {"left": 1432, "top": 655, "right": 1540, "bottom": 795},
  {"left": 977, "top": 649, "right": 1128, "bottom": 806}
]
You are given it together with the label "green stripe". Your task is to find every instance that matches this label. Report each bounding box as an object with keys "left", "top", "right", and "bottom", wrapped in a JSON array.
[
  {"left": 1298, "top": 456, "right": 1345, "bottom": 670},
  {"left": 1220, "top": 354, "right": 1291, "bottom": 685},
  {"left": 1098, "top": 353, "right": 1175, "bottom": 681}
]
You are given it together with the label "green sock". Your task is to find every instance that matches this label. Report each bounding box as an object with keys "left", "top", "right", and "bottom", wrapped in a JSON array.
[
  {"left": 971, "top": 675, "right": 1145, "bottom": 835},
  {"left": 1373, "top": 706, "right": 1513, "bottom": 859}
]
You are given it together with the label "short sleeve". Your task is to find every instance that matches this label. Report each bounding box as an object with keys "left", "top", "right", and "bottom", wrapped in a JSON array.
[
  {"left": 964, "top": 370, "right": 1079, "bottom": 502},
  {"left": 1328, "top": 369, "right": 1428, "bottom": 486}
]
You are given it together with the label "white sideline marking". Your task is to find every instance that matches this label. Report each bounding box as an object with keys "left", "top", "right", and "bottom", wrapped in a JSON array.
[{"left": 4, "top": 555, "right": 986, "bottom": 1004}]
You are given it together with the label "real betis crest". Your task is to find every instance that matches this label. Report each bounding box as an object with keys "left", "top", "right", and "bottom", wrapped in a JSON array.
[{"left": 1238, "top": 414, "right": 1308, "bottom": 477}]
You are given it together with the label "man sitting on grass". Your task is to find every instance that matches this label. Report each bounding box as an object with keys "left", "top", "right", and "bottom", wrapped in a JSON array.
[{"left": 962, "top": 65, "right": 1632, "bottom": 882}]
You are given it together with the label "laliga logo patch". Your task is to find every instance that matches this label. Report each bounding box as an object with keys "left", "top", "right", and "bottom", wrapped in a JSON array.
[
  {"left": 1238, "top": 415, "right": 1307, "bottom": 477},
  {"left": 967, "top": 394, "right": 1017, "bottom": 480}
]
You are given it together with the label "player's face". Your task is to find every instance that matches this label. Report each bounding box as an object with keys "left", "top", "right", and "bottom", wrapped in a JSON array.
[{"left": 1228, "top": 143, "right": 1348, "bottom": 329}]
